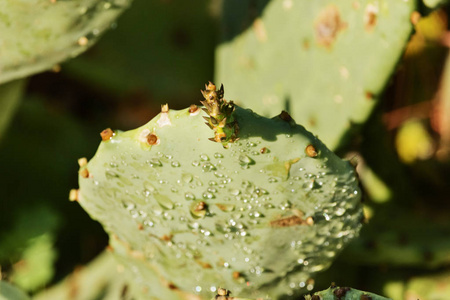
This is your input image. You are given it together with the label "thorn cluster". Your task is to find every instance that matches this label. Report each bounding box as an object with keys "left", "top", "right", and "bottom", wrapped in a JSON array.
[{"left": 200, "top": 82, "right": 238, "bottom": 147}]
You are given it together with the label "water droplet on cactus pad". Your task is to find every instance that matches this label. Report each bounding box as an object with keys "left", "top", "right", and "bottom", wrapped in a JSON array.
[
  {"left": 200, "top": 154, "right": 210, "bottom": 161},
  {"left": 185, "top": 192, "right": 196, "bottom": 200},
  {"left": 181, "top": 173, "right": 193, "bottom": 183},
  {"left": 149, "top": 159, "right": 162, "bottom": 167},
  {"left": 202, "top": 162, "right": 216, "bottom": 172},
  {"left": 202, "top": 192, "right": 215, "bottom": 199},
  {"left": 239, "top": 154, "right": 255, "bottom": 167},
  {"left": 216, "top": 203, "right": 235, "bottom": 212},
  {"left": 154, "top": 194, "right": 174, "bottom": 210}
]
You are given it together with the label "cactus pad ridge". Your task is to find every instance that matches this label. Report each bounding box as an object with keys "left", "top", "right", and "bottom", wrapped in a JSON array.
[{"left": 201, "top": 82, "right": 238, "bottom": 147}]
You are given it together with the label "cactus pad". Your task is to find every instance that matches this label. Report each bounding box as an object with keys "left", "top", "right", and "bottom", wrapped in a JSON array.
[
  {"left": 77, "top": 85, "right": 363, "bottom": 299},
  {"left": 0, "top": 0, "right": 131, "bottom": 84},
  {"left": 216, "top": 0, "right": 415, "bottom": 149}
]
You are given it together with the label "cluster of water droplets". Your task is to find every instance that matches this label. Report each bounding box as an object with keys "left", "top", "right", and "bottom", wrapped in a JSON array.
[{"left": 81, "top": 123, "right": 363, "bottom": 299}]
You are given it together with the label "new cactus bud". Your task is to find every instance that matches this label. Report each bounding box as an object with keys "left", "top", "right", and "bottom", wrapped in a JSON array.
[{"left": 201, "top": 82, "right": 238, "bottom": 147}]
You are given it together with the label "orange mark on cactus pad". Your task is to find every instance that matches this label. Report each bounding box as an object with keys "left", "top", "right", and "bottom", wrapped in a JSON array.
[
  {"left": 100, "top": 128, "right": 114, "bottom": 141},
  {"left": 315, "top": 5, "right": 347, "bottom": 48}
]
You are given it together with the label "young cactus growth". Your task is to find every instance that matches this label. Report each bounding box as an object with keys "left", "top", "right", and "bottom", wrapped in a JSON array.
[
  {"left": 201, "top": 82, "right": 238, "bottom": 146},
  {"left": 76, "top": 83, "right": 363, "bottom": 299}
]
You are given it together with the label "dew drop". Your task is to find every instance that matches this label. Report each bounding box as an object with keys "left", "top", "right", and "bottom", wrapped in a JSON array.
[
  {"left": 185, "top": 192, "right": 196, "bottom": 201},
  {"left": 202, "top": 192, "right": 215, "bottom": 199},
  {"left": 171, "top": 161, "right": 180, "bottom": 167},
  {"left": 122, "top": 201, "right": 135, "bottom": 210},
  {"left": 214, "top": 172, "right": 224, "bottom": 178},
  {"left": 202, "top": 162, "right": 216, "bottom": 172},
  {"left": 207, "top": 187, "right": 218, "bottom": 193},
  {"left": 214, "top": 153, "right": 224, "bottom": 158},
  {"left": 216, "top": 203, "right": 235, "bottom": 212},
  {"left": 181, "top": 173, "right": 193, "bottom": 183},
  {"left": 154, "top": 194, "right": 174, "bottom": 210},
  {"left": 105, "top": 170, "right": 119, "bottom": 179},
  {"left": 144, "top": 182, "right": 156, "bottom": 192},
  {"left": 144, "top": 220, "right": 154, "bottom": 227},
  {"left": 200, "top": 154, "right": 210, "bottom": 161},
  {"left": 149, "top": 159, "right": 162, "bottom": 167},
  {"left": 241, "top": 180, "right": 252, "bottom": 188},
  {"left": 163, "top": 212, "right": 173, "bottom": 220},
  {"left": 229, "top": 189, "right": 241, "bottom": 196},
  {"left": 335, "top": 207, "right": 346, "bottom": 216},
  {"left": 239, "top": 154, "right": 255, "bottom": 167},
  {"left": 254, "top": 188, "right": 268, "bottom": 196},
  {"left": 249, "top": 211, "right": 264, "bottom": 219}
]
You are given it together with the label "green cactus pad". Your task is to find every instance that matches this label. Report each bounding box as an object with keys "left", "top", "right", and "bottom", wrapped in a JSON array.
[
  {"left": 0, "top": 0, "right": 131, "bottom": 84},
  {"left": 216, "top": 0, "right": 415, "bottom": 149},
  {"left": 77, "top": 99, "right": 363, "bottom": 299},
  {"left": 0, "top": 281, "right": 30, "bottom": 300}
]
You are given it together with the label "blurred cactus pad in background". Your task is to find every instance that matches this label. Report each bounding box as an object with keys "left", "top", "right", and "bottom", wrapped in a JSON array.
[{"left": 1, "top": 0, "right": 450, "bottom": 300}]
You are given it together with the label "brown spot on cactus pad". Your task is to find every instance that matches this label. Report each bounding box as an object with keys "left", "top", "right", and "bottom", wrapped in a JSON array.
[
  {"left": 279, "top": 110, "right": 293, "bottom": 122},
  {"left": 232, "top": 271, "right": 241, "bottom": 279},
  {"left": 79, "top": 168, "right": 89, "bottom": 178},
  {"left": 306, "top": 144, "right": 318, "bottom": 157},
  {"left": 189, "top": 104, "right": 199, "bottom": 114},
  {"left": 364, "top": 4, "right": 378, "bottom": 31},
  {"left": 77, "top": 157, "right": 88, "bottom": 167},
  {"left": 100, "top": 128, "right": 114, "bottom": 141},
  {"left": 146, "top": 133, "right": 159, "bottom": 145},
  {"left": 334, "top": 286, "right": 351, "bottom": 299},
  {"left": 315, "top": 5, "right": 347, "bottom": 48},
  {"left": 270, "top": 215, "right": 310, "bottom": 227},
  {"left": 69, "top": 189, "right": 79, "bottom": 201},
  {"left": 260, "top": 147, "right": 269, "bottom": 154}
]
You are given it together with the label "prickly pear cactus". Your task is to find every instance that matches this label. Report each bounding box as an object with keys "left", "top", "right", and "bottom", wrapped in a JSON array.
[
  {"left": 0, "top": 0, "right": 131, "bottom": 84},
  {"left": 75, "top": 83, "right": 363, "bottom": 299},
  {"left": 216, "top": 0, "right": 415, "bottom": 149}
]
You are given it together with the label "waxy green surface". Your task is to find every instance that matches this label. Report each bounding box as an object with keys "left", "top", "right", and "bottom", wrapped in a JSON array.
[
  {"left": 78, "top": 106, "right": 363, "bottom": 299},
  {"left": 216, "top": 0, "right": 415, "bottom": 149}
]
